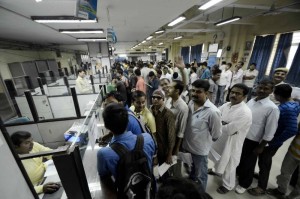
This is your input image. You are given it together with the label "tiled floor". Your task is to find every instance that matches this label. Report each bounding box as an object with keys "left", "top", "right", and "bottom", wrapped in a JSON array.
[{"left": 205, "top": 137, "right": 295, "bottom": 199}]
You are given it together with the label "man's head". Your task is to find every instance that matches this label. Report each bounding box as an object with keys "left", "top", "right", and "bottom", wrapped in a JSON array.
[
  {"left": 226, "top": 63, "right": 232, "bottom": 70},
  {"left": 132, "top": 90, "right": 146, "bottom": 113},
  {"left": 116, "top": 69, "right": 124, "bottom": 79},
  {"left": 160, "top": 78, "right": 171, "bottom": 95},
  {"left": 163, "top": 67, "right": 169, "bottom": 74},
  {"left": 11, "top": 131, "right": 33, "bottom": 154},
  {"left": 190, "top": 79, "right": 210, "bottom": 104},
  {"left": 236, "top": 61, "right": 244, "bottom": 69},
  {"left": 134, "top": 68, "right": 141, "bottom": 76},
  {"left": 249, "top": 63, "right": 256, "bottom": 71},
  {"left": 148, "top": 71, "right": 155, "bottom": 81},
  {"left": 256, "top": 79, "right": 275, "bottom": 100},
  {"left": 104, "top": 91, "right": 125, "bottom": 107},
  {"left": 156, "top": 69, "right": 162, "bottom": 79},
  {"left": 230, "top": 84, "right": 249, "bottom": 105},
  {"left": 102, "top": 103, "right": 128, "bottom": 135},
  {"left": 201, "top": 62, "right": 208, "bottom": 69},
  {"left": 77, "top": 69, "right": 86, "bottom": 78},
  {"left": 273, "top": 67, "right": 289, "bottom": 84},
  {"left": 274, "top": 84, "right": 292, "bottom": 102},
  {"left": 167, "top": 80, "right": 184, "bottom": 98},
  {"left": 152, "top": 89, "right": 165, "bottom": 107},
  {"left": 212, "top": 68, "right": 222, "bottom": 82}
]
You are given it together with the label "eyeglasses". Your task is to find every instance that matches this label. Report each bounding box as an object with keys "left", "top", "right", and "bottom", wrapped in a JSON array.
[{"left": 152, "top": 96, "right": 163, "bottom": 100}]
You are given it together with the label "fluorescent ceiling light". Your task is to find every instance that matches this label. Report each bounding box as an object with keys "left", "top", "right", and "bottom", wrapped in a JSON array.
[
  {"left": 158, "top": 42, "right": 163, "bottom": 45},
  {"left": 215, "top": 16, "right": 241, "bottom": 26},
  {"left": 142, "top": 40, "right": 146, "bottom": 43},
  {"left": 155, "top": 30, "right": 165, "bottom": 34},
  {"left": 32, "top": 16, "right": 97, "bottom": 23},
  {"left": 60, "top": 29, "right": 103, "bottom": 34},
  {"left": 146, "top": 36, "right": 153, "bottom": 40},
  {"left": 199, "top": 0, "right": 223, "bottom": 10},
  {"left": 77, "top": 38, "right": 107, "bottom": 42},
  {"left": 36, "top": 0, "right": 42, "bottom": 2},
  {"left": 174, "top": 36, "right": 183, "bottom": 40},
  {"left": 168, "top": 16, "right": 186, "bottom": 27}
]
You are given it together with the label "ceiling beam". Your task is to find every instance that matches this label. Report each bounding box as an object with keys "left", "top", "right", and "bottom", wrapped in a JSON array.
[
  {"left": 227, "top": 3, "right": 300, "bottom": 13},
  {"left": 169, "top": 29, "right": 218, "bottom": 33}
]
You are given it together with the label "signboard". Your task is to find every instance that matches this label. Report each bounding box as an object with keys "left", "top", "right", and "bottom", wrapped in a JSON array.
[
  {"left": 78, "top": 0, "right": 98, "bottom": 20},
  {"left": 107, "top": 28, "right": 117, "bottom": 44}
]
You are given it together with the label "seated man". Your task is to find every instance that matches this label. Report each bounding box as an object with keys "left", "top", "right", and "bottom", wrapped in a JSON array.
[
  {"left": 11, "top": 131, "right": 60, "bottom": 194},
  {"left": 97, "top": 103, "right": 155, "bottom": 194}
]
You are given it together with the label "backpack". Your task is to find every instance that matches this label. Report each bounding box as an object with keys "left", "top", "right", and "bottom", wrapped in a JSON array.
[{"left": 110, "top": 135, "right": 155, "bottom": 199}]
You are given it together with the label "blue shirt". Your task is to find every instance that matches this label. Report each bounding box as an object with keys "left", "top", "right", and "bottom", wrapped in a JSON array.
[
  {"left": 200, "top": 68, "right": 211, "bottom": 80},
  {"left": 97, "top": 131, "right": 155, "bottom": 178},
  {"left": 126, "top": 106, "right": 143, "bottom": 135},
  {"left": 269, "top": 101, "right": 300, "bottom": 148}
]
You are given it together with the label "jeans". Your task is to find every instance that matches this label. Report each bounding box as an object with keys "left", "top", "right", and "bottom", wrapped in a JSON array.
[
  {"left": 216, "top": 85, "right": 226, "bottom": 106},
  {"left": 190, "top": 154, "right": 208, "bottom": 190},
  {"left": 277, "top": 152, "right": 300, "bottom": 199}
]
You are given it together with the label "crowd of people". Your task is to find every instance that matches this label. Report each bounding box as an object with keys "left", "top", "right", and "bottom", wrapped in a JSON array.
[{"left": 97, "top": 57, "right": 300, "bottom": 199}]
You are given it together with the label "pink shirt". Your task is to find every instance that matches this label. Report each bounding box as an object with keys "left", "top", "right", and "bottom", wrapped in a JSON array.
[{"left": 136, "top": 77, "right": 146, "bottom": 93}]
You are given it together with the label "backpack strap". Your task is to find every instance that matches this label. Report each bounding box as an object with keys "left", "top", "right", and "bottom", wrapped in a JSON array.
[
  {"left": 134, "top": 135, "right": 144, "bottom": 151},
  {"left": 128, "top": 111, "right": 148, "bottom": 133},
  {"left": 110, "top": 143, "right": 129, "bottom": 158}
]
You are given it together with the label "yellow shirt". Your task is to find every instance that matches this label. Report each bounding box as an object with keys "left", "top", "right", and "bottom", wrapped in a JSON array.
[
  {"left": 130, "top": 106, "right": 156, "bottom": 133},
  {"left": 21, "top": 142, "right": 52, "bottom": 194}
]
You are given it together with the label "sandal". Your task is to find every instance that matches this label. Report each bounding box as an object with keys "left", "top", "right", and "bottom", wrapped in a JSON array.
[
  {"left": 217, "top": 186, "right": 230, "bottom": 194},
  {"left": 247, "top": 187, "right": 266, "bottom": 196}
]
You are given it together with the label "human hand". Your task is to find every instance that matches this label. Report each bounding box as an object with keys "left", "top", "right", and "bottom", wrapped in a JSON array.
[
  {"left": 43, "top": 182, "right": 60, "bottom": 194},
  {"left": 174, "top": 56, "right": 185, "bottom": 70},
  {"left": 153, "top": 157, "right": 158, "bottom": 166},
  {"left": 165, "top": 154, "right": 173, "bottom": 165},
  {"left": 253, "top": 146, "right": 264, "bottom": 155}
]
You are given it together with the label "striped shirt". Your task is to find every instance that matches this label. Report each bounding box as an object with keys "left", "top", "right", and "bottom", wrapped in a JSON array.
[
  {"left": 290, "top": 133, "right": 300, "bottom": 160},
  {"left": 269, "top": 101, "right": 300, "bottom": 148}
]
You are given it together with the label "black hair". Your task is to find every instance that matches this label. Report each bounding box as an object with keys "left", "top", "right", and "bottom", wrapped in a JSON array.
[
  {"left": 149, "top": 71, "right": 155, "bottom": 77},
  {"left": 132, "top": 90, "right": 146, "bottom": 101},
  {"left": 192, "top": 79, "right": 210, "bottom": 91},
  {"left": 212, "top": 68, "right": 222, "bottom": 75},
  {"left": 105, "top": 91, "right": 124, "bottom": 102},
  {"left": 134, "top": 68, "right": 141, "bottom": 76},
  {"left": 250, "top": 63, "right": 257, "bottom": 67},
  {"left": 202, "top": 62, "right": 208, "bottom": 67},
  {"left": 238, "top": 61, "right": 244, "bottom": 66},
  {"left": 102, "top": 103, "right": 128, "bottom": 135},
  {"left": 259, "top": 79, "right": 275, "bottom": 89},
  {"left": 156, "top": 177, "right": 212, "bottom": 199},
  {"left": 173, "top": 80, "right": 184, "bottom": 95},
  {"left": 156, "top": 69, "right": 162, "bottom": 75},
  {"left": 77, "top": 68, "right": 85, "bottom": 74},
  {"left": 221, "top": 61, "right": 226, "bottom": 65},
  {"left": 117, "top": 69, "right": 124, "bottom": 74},
  {"left": 173, "top": 72, "right": 179, "bottom": 79},
  {"left": 231, "top": 83, "right": 249, "bottom": 96},
  {"left": 10, "top": 131, "right": 31, "bottom": 146},
  {"left": 274, "top": 84, "right": 292, "bottom": 99},
  {"left": 191, "top": 67, "right": 197, "bottom": 73},
  {"left": 227, "top": 63, "right": 232, "bottom": 68}
]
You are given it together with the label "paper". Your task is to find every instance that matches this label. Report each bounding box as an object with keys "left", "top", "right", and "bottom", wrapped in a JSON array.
[
  {"left": 158, "top": 156, "right": 177, "bottom": 177},
  {"left": 178, "top": 152, "right": 193, "bottom": 166},
  {"left": 44, "top": 160, "right": 58, "bottom": 177}
]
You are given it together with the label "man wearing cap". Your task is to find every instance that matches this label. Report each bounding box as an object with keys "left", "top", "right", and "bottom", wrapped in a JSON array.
[
  {"left": 270, "top": 67, "right": 289, "bottom": 105},
  {"left": 150, "top": 90, "right": 176, "bottom": 170},
  {"left": 148, "top": 71, "right": 160, "bottom": 106}
]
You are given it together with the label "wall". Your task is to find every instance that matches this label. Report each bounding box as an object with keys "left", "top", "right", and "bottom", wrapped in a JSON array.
[{"left": 0, "top": 49, "right": 78, "bottom": 80}]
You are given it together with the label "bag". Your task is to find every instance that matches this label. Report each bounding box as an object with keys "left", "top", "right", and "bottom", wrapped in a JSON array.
[
  {"left": 128, "top": 111, "right": 151, "bottom": 134},
  {"left": 110, "top": 135, "right": 154, "bottom": 199}
]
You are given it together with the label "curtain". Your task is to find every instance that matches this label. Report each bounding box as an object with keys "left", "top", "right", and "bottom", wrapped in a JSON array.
[
  {"left": 248, "top": 35, "right": 275, "bottom": 80},
  {"left": 270, "top": 32, "right": 293, "bottom": 75},
  {"left": 190, "top": 44, "right": 202, "bottom": 63},
  {"left": 181, "top": 46, "right": 190, "bottom": 64},
  {"left": 286, "top": 43, "right": 300, "bottom": 86}
]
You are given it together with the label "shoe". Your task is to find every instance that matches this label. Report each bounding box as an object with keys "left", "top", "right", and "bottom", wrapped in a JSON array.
[
  {"left": 248, "top": 187, "right": 266, "bottom": 196},
  {"left": 267, "top": 188, "right": 285, "bottom": 197},
  {"left": 235, "top": 185, "right": 246, "bottom": 194},
  {"left": 217, "top": 186, "right": 230, "bottom": 194}
]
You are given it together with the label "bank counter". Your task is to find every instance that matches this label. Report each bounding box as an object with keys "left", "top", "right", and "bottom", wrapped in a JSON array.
[{"left": 0, "top": 85, "right": 112, "bottom": 199}]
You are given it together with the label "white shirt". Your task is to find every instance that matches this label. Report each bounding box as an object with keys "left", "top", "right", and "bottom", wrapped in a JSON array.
[
  {"left": 230, "top": 68, "right": 243, "bottom": 88},
  {"left": 219, "top": 69, "right": 232, "bottom": 90},
  {"left": 246, "top": 97, "right": 280, "bottom": 142},
  {"left": 190, "top": 73, "right": 198, "bottom": 84},
  {"left": 141, "top": 67, "right": 151, "bottom": 84},
  {"left": 211, "top": 102, "right": 252, "bottom": 174},
  {"left": 243, "top": 69, "right": 258, "bottom": 88},
  {"left": 183, "top": 99, "right": 222, "bottom": 156},
  {"left": 76, "top": 76, "right": 92, "bottom": 94},
  {"left": 160, "top": 73, "right": 172, "bottom": 81}
]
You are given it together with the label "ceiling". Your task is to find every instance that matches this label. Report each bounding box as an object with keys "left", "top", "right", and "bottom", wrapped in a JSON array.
[{"left": 0, "top": 0, "right": 299, "bottom": 54}]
